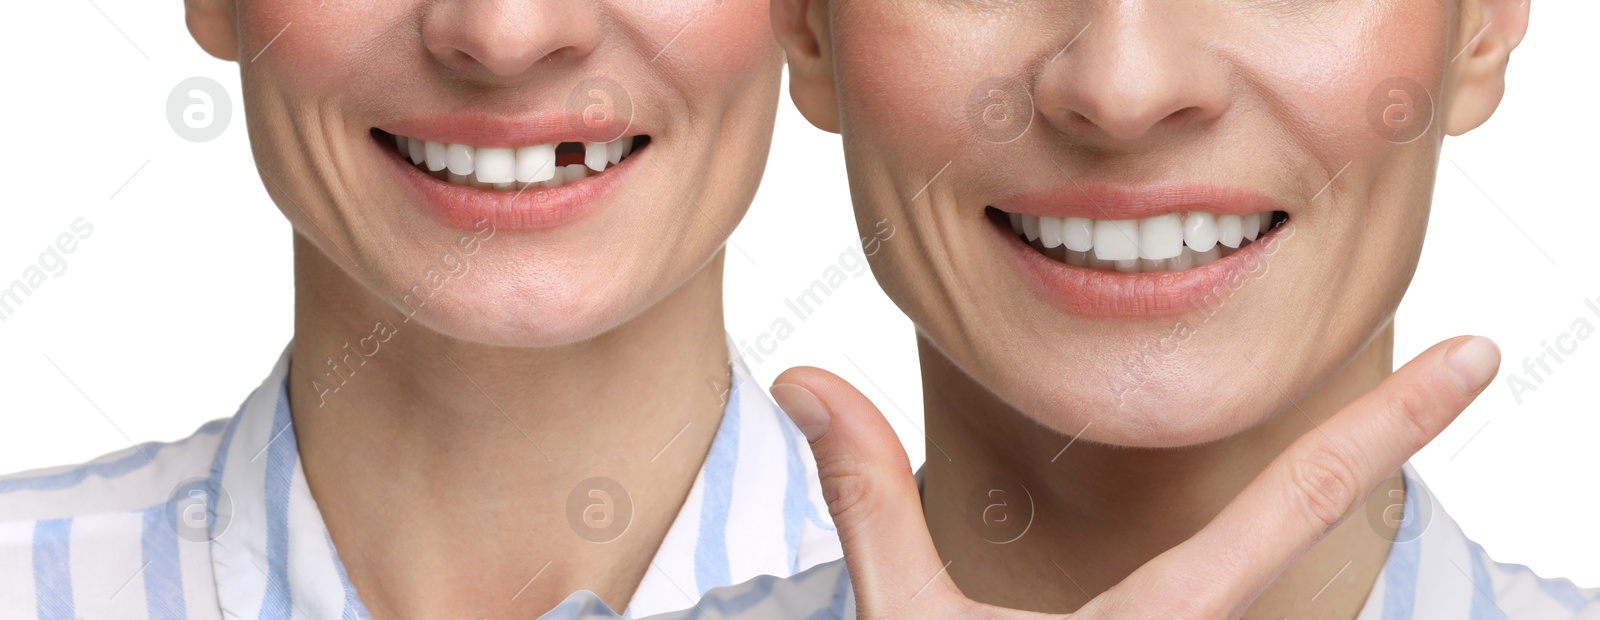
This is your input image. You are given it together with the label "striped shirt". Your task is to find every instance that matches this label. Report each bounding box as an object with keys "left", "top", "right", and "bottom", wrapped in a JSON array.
[
  {"left": 0, "top": 341, "right": 841, "bottom": 619},
  {"left": 572, "top": 464, "right": 1597, "bottom": 620}
]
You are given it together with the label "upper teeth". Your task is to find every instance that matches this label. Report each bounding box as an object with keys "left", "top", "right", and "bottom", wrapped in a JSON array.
[
  {"left": 392, "top": 134, "right": 636, "bottom": 188},
  {"left": 1007, "top": 211, "right": 1276, "bottom": 263}
]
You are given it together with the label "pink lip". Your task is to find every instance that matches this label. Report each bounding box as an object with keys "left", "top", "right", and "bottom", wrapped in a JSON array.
[
  {"left": 991, "top": 211, "right": 1292, "bottom": 317},
  {"left": 378, "top": 133, "right": 644, "bottom": 231},
  {"left": 379, "top": 114, "right": 640, "bottom": 148},
  {"left": 992, "top": 184, "right": 1279, "bottom": 219}
]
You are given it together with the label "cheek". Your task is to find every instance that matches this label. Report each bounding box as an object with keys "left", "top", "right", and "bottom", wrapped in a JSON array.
[
  {"left": 630, "top": 0, "right": 780, "bottom": 91},
  {"left": 1231, "top": 3, "right": 1448, "bottom": 282},
  {"left": 236, "top": 0, "right": 397, "bottom": 92},
  {"left": 1245, "top": 3, "right": 1450, "bottom": 175},
  {"left": 833, "top": 7, "right": 982, "bottom": 162}
]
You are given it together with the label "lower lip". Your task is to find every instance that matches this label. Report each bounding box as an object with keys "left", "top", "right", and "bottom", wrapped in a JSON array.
[
  {"left": 991, "top": 213, "right": 1290, "bottom": 317},
  {"left": 379, "top": 137, "right": 643, "bottom": 232}
]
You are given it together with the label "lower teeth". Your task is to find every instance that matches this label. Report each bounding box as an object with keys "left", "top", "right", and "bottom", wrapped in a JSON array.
[
  {"left": 1041, "top": 243, "right": 1238, "bottom": 273},
  {"left": 432, "top": 159, "right": 595, "bottom": 188}
]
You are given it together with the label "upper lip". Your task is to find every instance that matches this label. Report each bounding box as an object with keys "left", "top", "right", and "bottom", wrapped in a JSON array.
[
  {"left": 990, "top": 184, "right": 1280, "bottom": 220},
  {"left": 379, "top": 113, "right": 644, "bottom": 147}
]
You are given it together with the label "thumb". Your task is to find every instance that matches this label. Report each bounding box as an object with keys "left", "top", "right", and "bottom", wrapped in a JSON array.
[{"left": 771, "top": 367, "right": 960, "bottom": 617}]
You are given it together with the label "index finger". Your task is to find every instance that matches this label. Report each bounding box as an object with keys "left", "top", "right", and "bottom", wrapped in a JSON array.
[{"left": 1084, "top": 335, "right": 1500, "bottom": 618}]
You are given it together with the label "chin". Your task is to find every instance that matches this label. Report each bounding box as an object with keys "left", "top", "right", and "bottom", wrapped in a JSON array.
[
  {"left": 979, "top": 340, "right": 1281, "bottom": 449},
  {"left": 1065, "top": 385, "right": 1270, "bottom": 449},
  {"left": 379, "top": 262, "right": 657, "bottom": 349}
]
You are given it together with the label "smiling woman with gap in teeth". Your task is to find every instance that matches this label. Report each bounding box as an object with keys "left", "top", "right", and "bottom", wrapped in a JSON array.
[{"left": 0, "top": 0, "right": 843, "bottom": 617}]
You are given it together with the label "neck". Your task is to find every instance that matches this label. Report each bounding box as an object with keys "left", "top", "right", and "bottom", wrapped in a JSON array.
[
  {"left": 920, "top": 323, "right": 1399, "bottom": 619},
  {"left": 287, "top": 233, "right": 731, "bottom": 617}
]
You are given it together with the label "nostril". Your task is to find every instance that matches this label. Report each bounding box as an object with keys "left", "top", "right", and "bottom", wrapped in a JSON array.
[{"left": 432, "top": 47, "right": 484, "bottom": 74}]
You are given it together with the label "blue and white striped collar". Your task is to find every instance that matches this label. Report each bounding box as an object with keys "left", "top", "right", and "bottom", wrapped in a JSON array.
[
  {"left": 207, "top": 344, "right": 371, "bottom": 619},
  {"left": 622, "top": 342, "right": 842, "bottom": 617},
  {"left": 207, "top": 341, "right": 841, "bottom": 619},
  {"left": 1354, "top": 464, "right": 1597, "bottom": 619}
]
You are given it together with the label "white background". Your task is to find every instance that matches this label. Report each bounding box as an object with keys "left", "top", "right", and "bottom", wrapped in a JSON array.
[{"left": 1, "top": 0, "right": 1594, "bottom": 589}]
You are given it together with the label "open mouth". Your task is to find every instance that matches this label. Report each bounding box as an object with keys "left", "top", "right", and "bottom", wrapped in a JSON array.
[
  {"left": 373, "top": 128, "right": 650, "bottom": 191},
  {"left": 988, "top": 207, "right": 1288, "bottom": 273}
]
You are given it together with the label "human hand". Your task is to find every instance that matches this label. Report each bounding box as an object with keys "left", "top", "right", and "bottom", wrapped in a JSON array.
[{"left": 769, "top": 335, "right": 1500, "bottom": 618}]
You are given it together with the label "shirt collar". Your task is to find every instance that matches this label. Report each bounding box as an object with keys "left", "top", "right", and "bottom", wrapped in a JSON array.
[
  {"left": 1356, "top": 463, "right": 1490, "bottom": 619},
  {"left": 208, "top": 342, "right": 361, "bottom": 618},
  {"left": 206, "top": 340, "right": 838, "bottom": 619},
  {"left": 622, "top": 341, "right": 841, "bottom": 617}
]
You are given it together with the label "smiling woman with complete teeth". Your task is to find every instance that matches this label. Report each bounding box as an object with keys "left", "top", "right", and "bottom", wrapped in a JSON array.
[
  {"left": 0, "top": 0, "right": 843, "bottom": 617},
  {"left": 657, "top": 0, "right": 1595, "bottom": 618}
]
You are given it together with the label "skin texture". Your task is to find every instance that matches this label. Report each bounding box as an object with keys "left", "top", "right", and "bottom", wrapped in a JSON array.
[
  {"left": 184, "top": 0, "right": 782, "bottom": 616},
  {"left": 773, "top": 0, "right": 1528, "bottom": 617}
]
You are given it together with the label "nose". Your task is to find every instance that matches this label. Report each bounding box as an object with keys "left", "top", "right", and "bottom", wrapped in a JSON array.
[
  {"left": 1034, "top": 3, "right": 1229, "bottom": 147},
  {"left": 423, "top": 0, "right": 600, "bottom": 80}
]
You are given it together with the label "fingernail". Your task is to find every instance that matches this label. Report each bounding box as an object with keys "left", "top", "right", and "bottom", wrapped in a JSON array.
[
  {"left": 771, "top": 383, "right": 831, "bottom": 442},
  {"left": 1446, "top": 336, "right": 1500, "bottom": 394}
]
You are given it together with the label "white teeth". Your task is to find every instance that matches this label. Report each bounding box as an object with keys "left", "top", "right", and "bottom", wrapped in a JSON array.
[
  {"left": 585, "top": 142, "right": 609, "bottom": 172},
  {"left": 1137, "top": 213, "right": 1183, "bottom": 260},
  {"left": 424, "top": 141, "right": 449, "bottom": 172},
  {"left": 1006, "top": 209, "right": 1279, "bottom": 272},
  {"left": 1169, "top": 247, "right": 1195, "bottom": 270},
  {"left": 393, "top": 133, "right": 640, "bottom": 190},
  {"left": 407, "top": 138, "right": 426, "bottom": 165},
  {"left": 1039, "top": 216, "right": 1064, "bottom": 249},
  {"left": 1183, "top": 212, "right": 1219, "bottom": 252},
  {"left": 515, "top": 144, "right": 556, "bottom": 183},
  {"left": 475, "top": 147, "right": 515, "bottom": 184},
  {"left": 544, "top": 165, "right": 567, "bottom": 188},
  {"left": 1093, "top": 219, "right": 1141, "bottom": 261},
  {"left": 446, "top": 144, "right": 475, "bottom": 176},
  {"left": 586, "top": 137, "right": 638, "bottom": 172},
  {"left": 1062, "top": 217, "right": 1093, "bottom": 252},
  {"left": 1021, "top": 215, "right": 1041, "bottom": 242},
  {"left": 607, "top": 136, "right": 634, "bottom": 165},
  {"left": 1217, "top": 214, "right": 1244, "bottom": 248}
]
